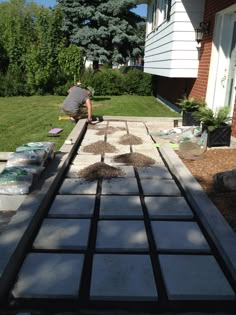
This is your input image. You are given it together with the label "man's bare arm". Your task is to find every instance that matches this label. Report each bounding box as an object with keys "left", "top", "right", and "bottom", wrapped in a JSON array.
[{"left": 86, "top": 98, "right": 92, "bottom": 121}]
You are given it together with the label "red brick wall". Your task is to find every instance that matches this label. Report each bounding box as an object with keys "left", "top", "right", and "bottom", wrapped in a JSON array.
[
  {"left": 153, "top": 77, "right": 195, "bottom": 104},
  {"left": 232, "top": 99, "right": 236, "bottom": 137}
]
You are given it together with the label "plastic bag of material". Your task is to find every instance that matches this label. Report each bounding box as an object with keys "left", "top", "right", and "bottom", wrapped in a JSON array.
[
  {"left": 16, "top": 142, "right": 55, "bottom": 159},
  {"left": 0, "top": 167, "right": 33, "bottom": 194},
  {"left": 178, "top": 130, "right": 208, "bottom": 160},
  {"left": 6, "top": 150, "right": 46, "bottom": 167}
]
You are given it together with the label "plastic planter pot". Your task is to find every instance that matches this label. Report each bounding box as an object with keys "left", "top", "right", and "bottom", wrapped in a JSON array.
[
  {"left": 203, "top": 124, "right": 231, "bottom": 147},
  {"left": 182, "top": 110, "right": 200, "bottom": 126}
]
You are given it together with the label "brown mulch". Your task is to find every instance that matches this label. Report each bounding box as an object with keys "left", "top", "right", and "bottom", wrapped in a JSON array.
[
  {"left": 113, "top": 152, "right": 155, "bottom": 167},
  {"left": 78, "top": 162, "right": 124, "bottom": 181},
  {"left": 82, "top": 141, "right": 117, "bottom": 155},
  {"left": 118, "top": 134, "right": 143, "bottom": 145},
  {"left": 178, "top": 148, "right": 236, "bottom": 232}
]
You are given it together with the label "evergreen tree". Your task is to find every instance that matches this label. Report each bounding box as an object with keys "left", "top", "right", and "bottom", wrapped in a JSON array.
[{"left": 57, "top": 0, "right": 145, "bottom": 68}]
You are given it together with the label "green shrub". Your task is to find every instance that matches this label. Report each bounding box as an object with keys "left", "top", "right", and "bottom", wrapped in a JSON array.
[
  {"left": 124, "top": 70, "right": 152, "bottom": 95},
  {"left": 93, "top": 69, "right": 124, "bottom": 95}
]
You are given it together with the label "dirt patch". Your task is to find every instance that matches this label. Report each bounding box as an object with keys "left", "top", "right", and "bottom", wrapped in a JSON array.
[
  {"left": 119, "top": 134, "right": 143, "bottom": 145},
  {"left": 82, "top": 141, "right": 117, "bottom": 155},
  {"left": 113, "top": 152, "right": 155, "bottom": 167},
  {"left": 178, "top": 148, "right": 236, "bottom": 232},
  {"left": 78, "top": 162, "right": 125, "bottom": 181}
]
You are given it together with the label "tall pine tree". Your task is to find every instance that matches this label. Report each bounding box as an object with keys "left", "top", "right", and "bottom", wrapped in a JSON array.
[{"left": 57, "top": 0, "right": 145, "bottom": 69}]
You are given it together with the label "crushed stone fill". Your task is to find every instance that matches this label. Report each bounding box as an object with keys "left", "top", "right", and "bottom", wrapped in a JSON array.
[
  {"left": 82, "top": 141, "right": 117, "bottom": 155},
  {"left": 118, "top": 134, "right": 143, "bottom": 145},
  {"left": 78, "top": 162, "right": 125, "bottom": 181},
  {"left": 113, "top": 152, "right": 155, "bottom": 167}
]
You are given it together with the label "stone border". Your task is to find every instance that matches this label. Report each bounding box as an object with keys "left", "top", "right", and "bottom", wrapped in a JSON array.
[
  {"left": 159, "top": 144, "right": 236, "bottom": 282},
  {"left": 0, "top": 119, "right": 87, "bottom": 301}
]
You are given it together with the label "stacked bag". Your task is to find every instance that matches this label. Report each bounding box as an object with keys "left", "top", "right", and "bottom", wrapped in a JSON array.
[{"left": 0, "top": 142, "right": 55, "bottom": 195}]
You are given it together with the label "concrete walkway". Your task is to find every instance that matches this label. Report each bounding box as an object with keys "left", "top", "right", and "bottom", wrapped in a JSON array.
[{"left": 0, "top": 118, "right": 236, "bottom": 314}]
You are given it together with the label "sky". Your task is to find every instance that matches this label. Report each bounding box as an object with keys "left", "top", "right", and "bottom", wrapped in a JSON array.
[{"left": 0, "top": 0, "right": 147, "bottom": 17}]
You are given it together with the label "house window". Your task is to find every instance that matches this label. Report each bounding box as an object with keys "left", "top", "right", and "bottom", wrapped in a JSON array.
[{"left": 151, "top": 0, "right": 170, "bottom": 31}]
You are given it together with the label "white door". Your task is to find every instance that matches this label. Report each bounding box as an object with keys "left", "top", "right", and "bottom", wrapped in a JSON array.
[
  {"left": 206, "top": 8, "right": 236, "bottom": 116},
  {"left": 225, "top": 20, "right": 236, "bottom": 117}
]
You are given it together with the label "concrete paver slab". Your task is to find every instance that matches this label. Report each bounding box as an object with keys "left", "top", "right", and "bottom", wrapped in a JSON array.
[
  {"left": 59, "top": 178, "right": 97, "bottom": 194},
  {"left": 112, "top": 145, "right": 131, "bottom": 154},
  {"left": 140, "top": 179, "right": 181, "bottom": 196},
  {"left": 96, "top": 220, "right": 148, "bottom": 251},
  {"left": 72, "top": 154, "right": 101, "bottom": 165},
  {"left": 144, "top": 196, "right": 194, "bottom": 219},
  {"left": 0, "top": 195, "right": 26, "bottom": 211},
  {"left": 66, "top": 164, "right": 90, "bottom": 177},
  {"left": 33, "top": 218, "right": 91, "bottom": 250},
  {"left": 99, "top": 196, "right": 143, "bottom": 218},
  {"left": 103, "top": 154, "right": 125, "bottom": 165},
  {"left": 108, "top": 122, "right": 127, "bottom": 128},
  {"left": 12, "top": 253, "right": 84, "bottom": 298},
  {"left": 159, "top": 254, "right": 235, "bottom": 300},
  {"left": 151, "top": 221, "right": 210, "bottom": 253},
  {"left": 48, "top": 195, "right": 95, "bottom": 218},
  {"left": 116, "top": 165, "right": 135, "bottom": 177},
  {"left": 136, "top": 165, "right": 172, "bottom": 179},
  {"left": 102, "top": 178, "right": 139, "bottom": 195},
  {"left": 90, "top": 254, "right": 158, "bottom": 301}
]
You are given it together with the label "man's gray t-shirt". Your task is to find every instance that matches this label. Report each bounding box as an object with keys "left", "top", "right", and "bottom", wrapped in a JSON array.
[{"left": 62, "top": 86, "right": 89, "bottom": 114}]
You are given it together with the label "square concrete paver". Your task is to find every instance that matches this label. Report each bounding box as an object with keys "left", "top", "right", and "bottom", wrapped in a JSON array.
[
  {"left": 59, "top": 178, "right": 97, "bottom": 195},
  {"left": 102, "top": 178, "right": 139, "bottom": 195},
  {"left": 103, "top": 154, "right": 125, "bottom": 165},
  {"left": 116, "top": 165, "right": 135, "bottom": 177},
  {"left": 33, "top": 218, "right": 91, "bottom": 250},
  {"left": 159, "top": 254, "right": 235, "bottom": 300},
  {"left": 66, "top": 164, "right": 90, "bottom": 178},
  {"left": 48, "top": 195, "right": 95, "bottom": 218},
  {"left": 100, "top": 196, "right": 143, "bottom": 218},
  {"left": 144, "top": 196, "right": 194, "bottom": 219},
  {"left": 90, "top": 254, "right": 157, "bottom": 301},
  {"left": 140, "top": 179, "right": 181, "bottom": 196},
  {"left": 136, "top": 165, "right": 172, "bottom": 179},
  {"left": 72, "top": 154, "right": 101, "bottom": 165},
  {"left": 0, "top": 195, "right": 26, "bottom": 211},
  {"left": 151, "top": 221, "right": 210, "bottom": 253},
  {"left": 12, "top": 253, "right": 84, "bottom": 298},
  {"left": 96, "top": 220, "right": 148, "bottom": 251}
]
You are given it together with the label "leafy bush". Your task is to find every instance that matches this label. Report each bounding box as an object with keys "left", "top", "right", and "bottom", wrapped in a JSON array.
[
  {"left": 193, "top": 106, "right": 231, "bottom": 131},
  {"left": 123, "top": 69, "right": 152, "bottom": 95},
  {"left": 55, "top": 68, "right": 153, "bottom": 97},
  {"left": 92, "top": 69, "right": 124, "bottom": 95},
  {"left": 177, "top": 96, "right": 206, "bottom": 112}
]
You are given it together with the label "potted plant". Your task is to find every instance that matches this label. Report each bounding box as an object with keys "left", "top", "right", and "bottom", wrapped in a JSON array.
[
  {"left": 177, "top": 96, "right": 206, "bottom": 126},
  {"left": 193, "top": 106, "right": 232, "bottom": 147}
]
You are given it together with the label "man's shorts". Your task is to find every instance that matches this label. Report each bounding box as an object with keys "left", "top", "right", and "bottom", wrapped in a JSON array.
[{"left": 62, "top": 105, "right": 87, "bottom": 118}]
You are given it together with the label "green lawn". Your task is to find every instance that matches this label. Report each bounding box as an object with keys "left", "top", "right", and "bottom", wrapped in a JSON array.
[{"left": 0, "top": 95, "right": 180, "bottom": 152}]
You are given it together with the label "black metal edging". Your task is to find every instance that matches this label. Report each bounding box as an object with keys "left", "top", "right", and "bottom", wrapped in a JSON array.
[{"left": 0, "top": 120, "right": 87, "bottom": 305}]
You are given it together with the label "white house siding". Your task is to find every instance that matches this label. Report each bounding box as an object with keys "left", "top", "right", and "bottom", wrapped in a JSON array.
[{"left": 144, "top": 0, "right": 205, "bottom": 78}]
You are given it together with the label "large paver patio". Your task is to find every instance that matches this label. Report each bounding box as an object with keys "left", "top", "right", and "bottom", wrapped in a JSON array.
[{"left": 0, "top": 119, "right": 235, "bottom": 313}]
